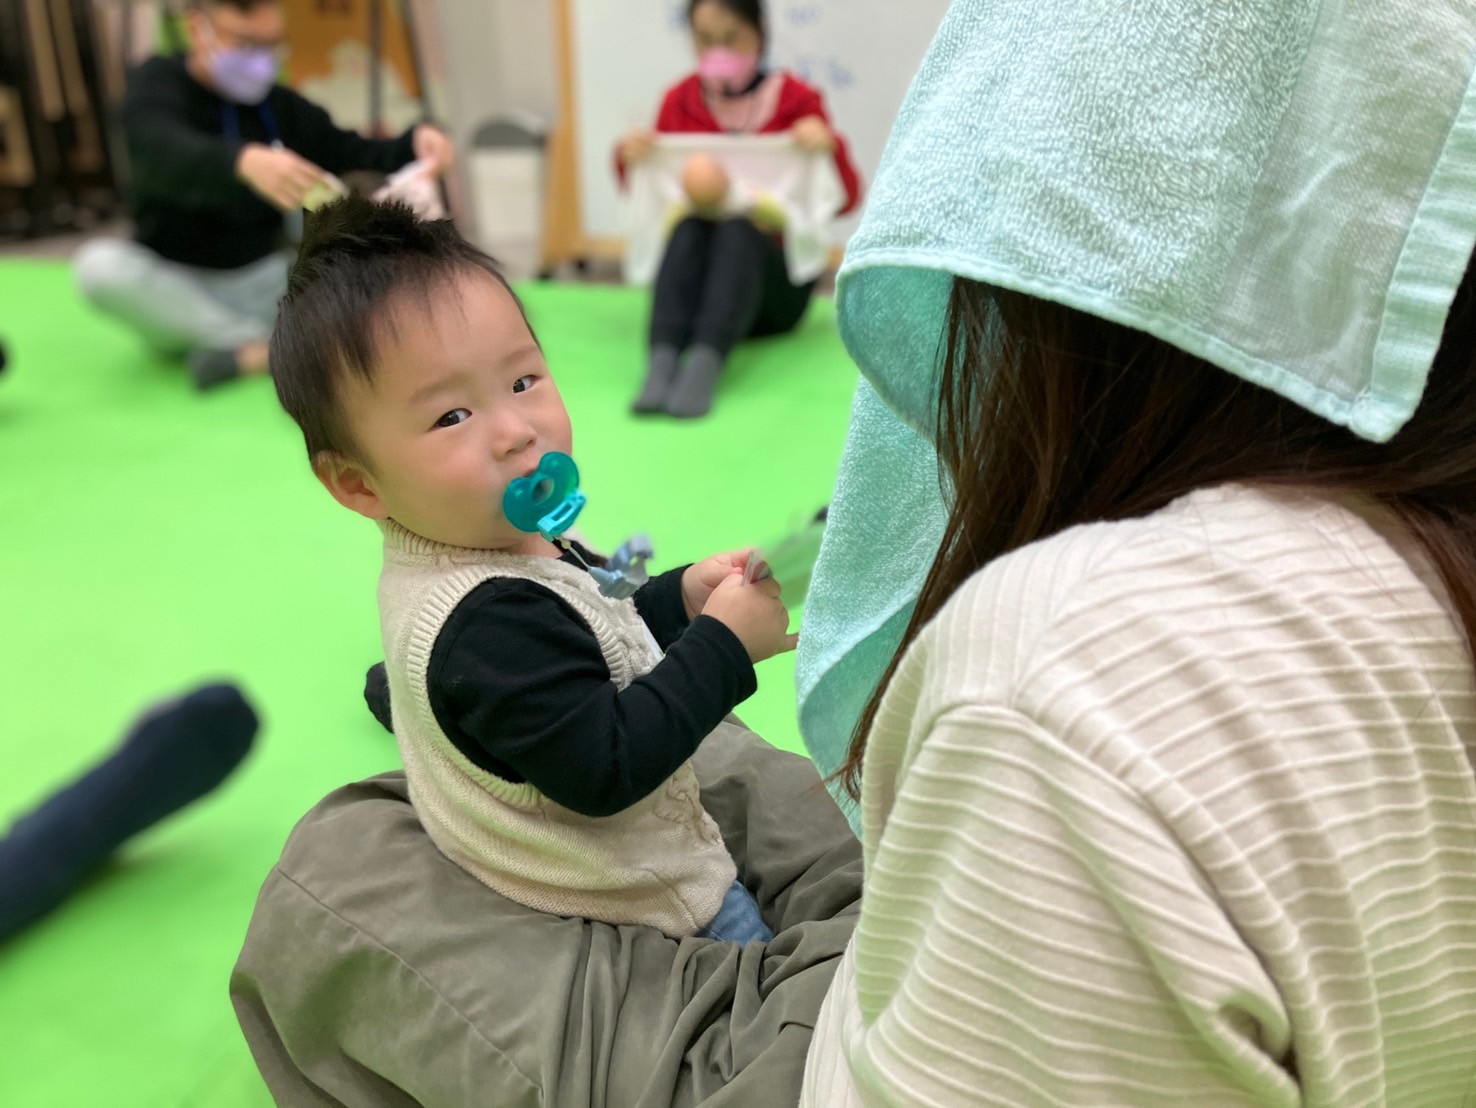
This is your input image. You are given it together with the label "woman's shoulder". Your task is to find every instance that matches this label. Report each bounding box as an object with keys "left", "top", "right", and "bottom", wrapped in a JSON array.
[
  {"left": 773, "top": 70, "right": 827, "bottom": 106},
  {"left": 664, "top": 73, "right": 704, "bottom": 98},
  {"left": 657, "top": 73, "right": 712, "bottom": 113},
  {"left": 875, "top": 480, "right": 1471, "bottom": 843},
  {"left": 127, "top": 53, "right": 190, "bottom": 97},
  {"left": 954, "top": 482, "right": 1403, "bottom": 617},
  {"left": 651, "top": 74, "right": 703, "bottom": 121},
  {"left": 662, "top": 71, "right": 821, "bottom": 102},
  {"left": 912, "top": 482, "right": 1445, "bottom": 708}
]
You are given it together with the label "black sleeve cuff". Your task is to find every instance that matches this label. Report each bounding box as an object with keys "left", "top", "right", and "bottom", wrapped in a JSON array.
[
  {"left": 364, "top": 662, "right": 393, "bottom": 734},
  {"left": 217, "top": 137, "right": 247, "bottom": 180},
  {"left": 391, "top": 125, "right": 418, "bottom": 169},
  {"left": 676, "top": 614, "right": 758, "bottom": 704},
  {"left": 633, "top": 565, "right": 693, "bottom": 650}
]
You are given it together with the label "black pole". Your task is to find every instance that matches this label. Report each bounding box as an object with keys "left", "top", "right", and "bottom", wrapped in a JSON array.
[{"left": 367, "top": 0, "right": 383, "bottom": 134}]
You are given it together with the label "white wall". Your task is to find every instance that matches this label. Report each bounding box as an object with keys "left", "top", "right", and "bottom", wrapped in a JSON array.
[
  {"left": 390, "top": 1, "right": 953, "bottom": 255},
  {"left": 571, "top": 0, "right": 952, "bottom": 246},
  {"left": 422, "top": 0, "right": 559, "bottom": 251},
  {"left": 285, "top": 2, "right": 559, "bottom": 176},
  {"left": 438, "top": 0, "right": 559, "bottom": 132}
]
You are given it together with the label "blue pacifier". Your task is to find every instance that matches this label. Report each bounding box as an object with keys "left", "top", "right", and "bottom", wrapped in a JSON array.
[
  {"left": 503, "top": 451, "right": 655, "bottom": 599},
  {"left": 503, "top": 451, "right": 586, "bottom": 540}
]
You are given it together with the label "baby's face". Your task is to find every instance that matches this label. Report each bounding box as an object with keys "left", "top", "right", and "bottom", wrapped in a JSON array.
[{"left": 335, "top": 271, "right": 572, "bottom": 552}]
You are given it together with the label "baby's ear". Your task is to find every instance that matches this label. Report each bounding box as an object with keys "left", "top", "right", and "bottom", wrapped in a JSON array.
[{"left": 313, "top": 450, "right": 389, "bottom": 520}]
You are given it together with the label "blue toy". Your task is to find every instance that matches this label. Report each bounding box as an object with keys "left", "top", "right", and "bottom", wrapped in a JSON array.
[{"left": 503, "top": 452, "right": 654, "bottom": 599}]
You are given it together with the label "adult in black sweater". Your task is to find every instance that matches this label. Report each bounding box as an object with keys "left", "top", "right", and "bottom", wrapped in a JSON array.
[{"left": 73, "top": 0, "right": 454, "bottom": 389}]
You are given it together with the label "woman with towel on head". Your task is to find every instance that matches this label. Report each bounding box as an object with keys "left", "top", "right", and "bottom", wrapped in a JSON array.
[
  {"left": 615, "top": 0, "right": 862, "bottom": 419},
  {"left": 795, "top": 0, "right": 1476, "bottom": 1103}
]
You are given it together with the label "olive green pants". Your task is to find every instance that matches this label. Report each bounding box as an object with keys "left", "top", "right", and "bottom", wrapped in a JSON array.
[{"left": 231, "top": 720, "right": 862, "bottom": 1107}]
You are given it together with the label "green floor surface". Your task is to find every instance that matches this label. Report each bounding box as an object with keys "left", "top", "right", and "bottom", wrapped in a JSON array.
[{"left": 0, "top": 259, "right": 857, "bottom": 1106}]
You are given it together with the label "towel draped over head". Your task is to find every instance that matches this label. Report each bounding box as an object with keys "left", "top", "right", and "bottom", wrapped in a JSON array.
[{"left": 798, "top": 0, "right": 1476, "bottom": 823}]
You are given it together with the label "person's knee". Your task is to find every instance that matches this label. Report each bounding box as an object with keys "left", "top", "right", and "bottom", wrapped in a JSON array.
[
  {"left": 657, "top": 217, "right": 716, "bottom": 281},
  {"left": 669, "top": 215, "right": 712, "bottom": 246},
  {"left": 73, "top": 239, "right": 151, "bottom": 305},
  {"left": 714, "top": 216, "right": 764, "bottom": 242},
  {"left": 711, "top": 216, "right": 768, "bottom": 260}
]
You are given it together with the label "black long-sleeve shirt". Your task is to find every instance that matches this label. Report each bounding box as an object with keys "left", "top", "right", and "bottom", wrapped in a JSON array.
[
  {"left": 121, "top": 56, "right": 416, "bottom": 268},
  {"left": 366, "top": 546, "right": 756, "bottom": 818}
]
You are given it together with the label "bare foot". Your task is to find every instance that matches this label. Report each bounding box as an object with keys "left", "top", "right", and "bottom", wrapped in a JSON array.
[{"left": 236, "top": 340, "right": 270, "bottom": 376}]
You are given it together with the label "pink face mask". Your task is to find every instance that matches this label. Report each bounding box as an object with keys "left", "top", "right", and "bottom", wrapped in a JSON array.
[{"left": 698, "top": 47, "right": 761, "bottom": 95}]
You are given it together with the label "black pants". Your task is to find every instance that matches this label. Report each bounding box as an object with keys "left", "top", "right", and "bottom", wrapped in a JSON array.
[
  {"left": 0, "top": 684, "right": 256, "bottom": 942},
  {"left": 649, "top": 216, "right": 817, "bottom": 356}
]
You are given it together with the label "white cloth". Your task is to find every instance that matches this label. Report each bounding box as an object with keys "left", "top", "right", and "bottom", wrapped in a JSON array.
[
  {"left": 623, "top": 134, "right": 845, "bottom": 287},
  {"left": 372, "top": 159, "right": 447, "bottom": 221},
  {"left": 802, "top": 484, "right": 1476, "bottom": 1106},
  {"left": 376, "top": 520, "right": 734, "bottom": 937}
]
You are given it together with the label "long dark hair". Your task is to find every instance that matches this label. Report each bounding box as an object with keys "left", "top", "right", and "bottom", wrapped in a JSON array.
[{"left": 839, "top": 261, "right": 1476, "bottom": 797}]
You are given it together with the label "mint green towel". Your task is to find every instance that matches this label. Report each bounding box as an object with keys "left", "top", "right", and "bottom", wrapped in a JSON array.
[{"left": 798, "top": 0, "right": 1476, "bottom": 819}]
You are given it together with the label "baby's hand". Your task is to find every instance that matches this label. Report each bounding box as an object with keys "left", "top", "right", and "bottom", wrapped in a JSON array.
[
  {"left": 701, "top": 570, "right": 797, "bottom": 664},
  {"left": 682, "top": 549, "right": 762, "bottom": 619}
]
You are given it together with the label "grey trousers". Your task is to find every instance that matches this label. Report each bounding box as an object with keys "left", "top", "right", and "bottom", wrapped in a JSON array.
[
  {"left": 231, "top": 720, "right": 863, "bottom": 1107},
  {"left": 73, "top": 238, "right": 290, "bottom": 356}
]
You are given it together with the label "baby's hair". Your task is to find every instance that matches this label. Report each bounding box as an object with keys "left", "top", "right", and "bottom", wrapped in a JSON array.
[{"left": 271, "top": 194, "right": 533, "bottom": 464}]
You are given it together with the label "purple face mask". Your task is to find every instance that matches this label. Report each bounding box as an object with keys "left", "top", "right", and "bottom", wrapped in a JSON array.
[{"left": 203, "top": 24, "right": 278, "bottom": 105}]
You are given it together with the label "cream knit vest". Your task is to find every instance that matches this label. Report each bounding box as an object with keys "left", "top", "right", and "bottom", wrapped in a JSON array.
[{"left": 376, "top": 520, "right": 735, "bottom": 936}]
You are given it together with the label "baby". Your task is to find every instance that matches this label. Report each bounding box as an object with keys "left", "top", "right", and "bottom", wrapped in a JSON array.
[{"left": 270, "top": 195, "right": 796, "bottom": 941}]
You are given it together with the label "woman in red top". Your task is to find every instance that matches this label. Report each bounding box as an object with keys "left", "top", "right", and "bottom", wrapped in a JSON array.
[{"left": 616, "top": 0, "right": 862, "bottom": 418}]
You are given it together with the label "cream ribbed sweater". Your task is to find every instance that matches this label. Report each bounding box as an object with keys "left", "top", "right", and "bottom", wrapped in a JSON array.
[
  {"left": 803, "top": 484, "right": 1476, "bottom": 1106},
  {"left": 377, "top": 520, "right": 734, "bottom": 936}
]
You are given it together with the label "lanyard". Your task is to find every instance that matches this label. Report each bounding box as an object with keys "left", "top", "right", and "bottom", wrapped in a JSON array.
[
  {"left": 222, "top": 98, "right": 305, "bottom": 237},
  {"left": 220, "top": 98, "right": 280, "bottom": 144}
]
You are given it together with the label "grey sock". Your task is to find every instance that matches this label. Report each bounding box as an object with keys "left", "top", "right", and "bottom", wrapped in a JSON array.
[
  {"left": 633, "top": 344, "right": 681, "bottom": 414},
  {"left": 187, "top": 348, "right": 242, "bottom": 391},
  {"left": 665, "top": 344, "right": 726, "bottom": 419}
]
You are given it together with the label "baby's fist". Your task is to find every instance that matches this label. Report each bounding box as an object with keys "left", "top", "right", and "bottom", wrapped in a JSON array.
[
  {"left": 682, "top": 549, "right": 759, "bottom": 619},
  {"left": 702, "top": 571, "right": 797, "bottom": 664}
]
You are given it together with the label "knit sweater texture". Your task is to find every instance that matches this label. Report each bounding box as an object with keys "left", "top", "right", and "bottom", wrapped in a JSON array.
[{"left": 378, "top": 521, "right": 734, "bottom": 935}]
